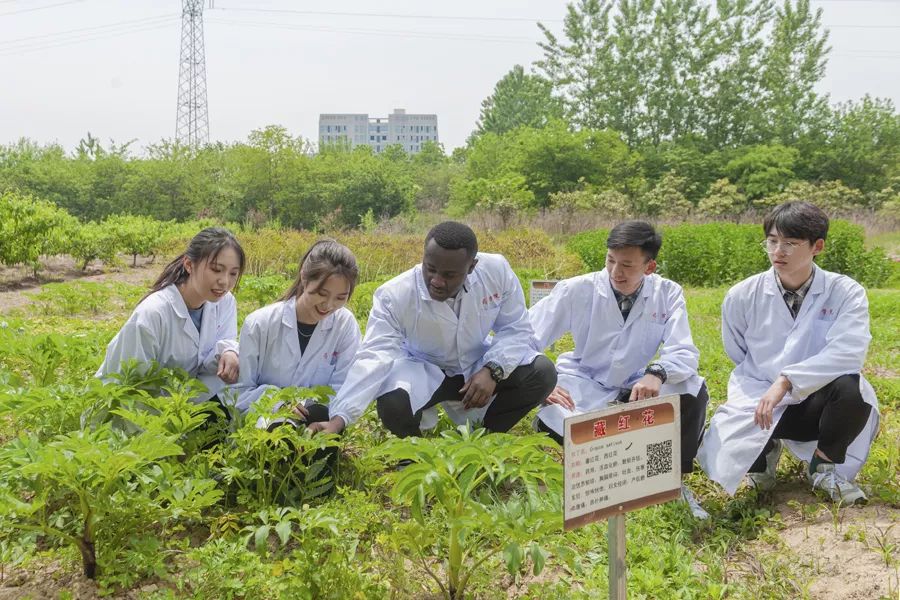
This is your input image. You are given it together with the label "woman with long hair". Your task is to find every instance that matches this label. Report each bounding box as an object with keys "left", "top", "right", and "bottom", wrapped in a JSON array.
[
  {"left": 235, "top": 239, "right": 361, "bottom": 428},
  {"left": 97, "top": 227, "right": 245, "bottom": 403}
]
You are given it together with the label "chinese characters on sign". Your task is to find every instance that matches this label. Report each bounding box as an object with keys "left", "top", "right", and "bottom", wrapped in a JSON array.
[
  {"left": 529, "top": 280, "right": 558, "bottom": 307},
  {"left": 563, "top": 395, "right": 682, "bottom": 530}
]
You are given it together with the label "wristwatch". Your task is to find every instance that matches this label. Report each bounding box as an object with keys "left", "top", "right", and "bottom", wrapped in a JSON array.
[
  {"left": 644, "top": 362, "right": 668, "bottom": 384},
  {"left": 484, "top": 361, "right": 505, "bottom": 383}
]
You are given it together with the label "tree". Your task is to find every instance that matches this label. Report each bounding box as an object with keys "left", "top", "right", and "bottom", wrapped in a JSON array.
[
  {"left": 811, "top": 96, "right": 900, "bottom": 195},
  {"left": 758, "top": 0, "right": 830, "bottom": 145},
  {"left": 697, "top": 178, "right": 748, "bottom": 219},
  {"left": 0, "top": 191, "right": 76, "bottom": 275},
  {"left": 724, "top": 144, "right": 798, "bottom": 200},
  {"left": 635, "top": 171, "right": 693, "bottom": 218},
  {"left": 473, "top": 65, "right": 563, "bottom": 139}
]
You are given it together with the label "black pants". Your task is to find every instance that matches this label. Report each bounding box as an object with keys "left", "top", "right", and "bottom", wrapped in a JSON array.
[
  {"left": 537, "top": 382, "right": 710, "bottom": 474},
  {"left": 376, "top": 356, "right": 557, "bottom": 438},
  {"left": 749, "top": 374, "right": 871, "bottom": 472}
]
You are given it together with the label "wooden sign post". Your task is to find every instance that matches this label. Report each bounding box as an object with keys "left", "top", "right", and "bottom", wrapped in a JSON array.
[{"left": 563, "top": 394, "right": 682, "bottom": 599}]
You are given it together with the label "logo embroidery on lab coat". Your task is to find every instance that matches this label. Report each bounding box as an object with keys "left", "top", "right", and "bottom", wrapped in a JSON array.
[
  {"left": 324, "top": 351, "right": 339, "bottom": 366},
  {"left": 817, "top": 307, "right": 836, "bottom": 321},
  {"left": 481, "top": 292, "right": 501, "bottom": 307}
]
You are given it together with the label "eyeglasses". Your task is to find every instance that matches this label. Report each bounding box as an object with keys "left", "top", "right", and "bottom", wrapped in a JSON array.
[{"left": 760, "top": 239, "right": 802, "bottom": 256}]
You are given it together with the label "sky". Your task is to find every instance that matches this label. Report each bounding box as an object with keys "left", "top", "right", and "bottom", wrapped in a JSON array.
[{"left": 1, "top": 0, "right": 899, "bottom": 153}]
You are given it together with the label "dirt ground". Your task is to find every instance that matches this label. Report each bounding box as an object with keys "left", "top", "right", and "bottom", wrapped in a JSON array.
[
  {"left": 0, "top": 257, "right": 156, "bottom": 314},
  {"left": 733, "top": 483, "right": 900, "bottom": 600}
]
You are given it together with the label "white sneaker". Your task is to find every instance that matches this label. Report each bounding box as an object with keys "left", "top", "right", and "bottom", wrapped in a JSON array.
[
  {"left": 746, "top": 439, "right": 782, "bottom": 492},
  {"left": 681, "top": 484, "right": 709, "bottom": 520},
  {"left": 809, "top": 462, "right": 867, "bottom": 505}
]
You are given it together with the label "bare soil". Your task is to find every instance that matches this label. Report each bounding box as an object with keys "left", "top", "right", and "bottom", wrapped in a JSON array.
[
  {"left": 0, "top": 256, "right": 155, "bottom": 315},
  {"left": 732, "top": 483, "right": 899, "bottom": 600}
]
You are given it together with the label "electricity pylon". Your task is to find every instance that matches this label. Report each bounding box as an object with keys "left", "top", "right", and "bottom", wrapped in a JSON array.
[{"left": 175, "top": 0, "right": 210, "bottom": 148}]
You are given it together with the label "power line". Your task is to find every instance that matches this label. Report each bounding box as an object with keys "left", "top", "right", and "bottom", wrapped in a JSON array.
[
  {"left": 206, "top": 17, "right": 536, "bottom": 44},
  {"left": 0, "top": 14, "right": 176, "bottom": 47},
  {"left": 210, "top": 5, "right": 563, "bottom": 23},
  {"left": 0, "top": 17, "right": 177, "bottom": 56},
  {"left": 0, "top": 0, "right": 85, "bottom": 17}
]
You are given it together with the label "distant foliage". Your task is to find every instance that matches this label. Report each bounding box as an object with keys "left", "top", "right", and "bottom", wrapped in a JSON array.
[
  {"left": 0, "top": 190, "right": 76, "bottom": 274},
  {"left": 569, "top": 221, "right": 892, "bottom": 287}
]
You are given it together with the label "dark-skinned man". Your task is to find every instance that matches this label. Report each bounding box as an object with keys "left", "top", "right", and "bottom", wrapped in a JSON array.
[{"left": 311, "top": 221, "right": 556, "bottom": 437}]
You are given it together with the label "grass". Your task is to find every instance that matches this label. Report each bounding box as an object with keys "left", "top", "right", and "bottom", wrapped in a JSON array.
[{"left": 0, "top": 274, "right": 897, "bottom": 599}]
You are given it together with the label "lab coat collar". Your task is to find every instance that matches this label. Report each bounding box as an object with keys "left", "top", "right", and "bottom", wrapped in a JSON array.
[
  {"left": 414, "top": 264, "right": 473, "bottom": 302},
  {"left": 596, "top": 270, "right": 650, "bottom": 299},
  {"left": 763, "top": 264, "right": 822, "bottom": 297},
  {"left": 163, "top": 284, "right": 200, "bottom": 344},
  {"left": 281, "top": 296, "right": 337, "bottom": 331}
]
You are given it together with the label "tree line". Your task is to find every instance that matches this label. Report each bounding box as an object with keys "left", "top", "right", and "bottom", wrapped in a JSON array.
[{"left": 0, "top": 0, "right": 897, "bottom": 228}]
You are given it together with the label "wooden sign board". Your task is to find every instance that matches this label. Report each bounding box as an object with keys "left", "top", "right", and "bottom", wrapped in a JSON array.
[
  {"left": 529, "top": 280, "right": 558, "bottom": 307},
  {"left": 563, "top": 394, "right": 682, "bottom": 530}
]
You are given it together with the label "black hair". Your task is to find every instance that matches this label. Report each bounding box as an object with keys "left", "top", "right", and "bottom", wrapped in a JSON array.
[
  {"left": 606, "top": 220, "right": 663, "bottom": 260},
  {"left": 280, "top": 239, "right": 359, "bottom": 302},
  {"left": 763, "top": 202, "right": 829, "bottom": 243},
  {"left": 143, "top": 227, "right": 245, "bottom": 303},
  {"left": 424, "top": 221, "right": 478, "bottom": 258}
]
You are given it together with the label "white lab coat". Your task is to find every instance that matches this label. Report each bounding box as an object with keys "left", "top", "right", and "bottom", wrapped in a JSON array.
[
  {"left": 328, "top": 252, "right": 540, "bottom": 429},
  {"left": 233, "top": 298, "right": 361, "bottom": 414},
  {"left": 529, "top": 270, "right": 704, "bottom": 435},
  {"left": 96, "top": 284, "right": 239, "bottom": 402},
  {"left": 697, "top": 265, "right": 880, "bottom": 495}
]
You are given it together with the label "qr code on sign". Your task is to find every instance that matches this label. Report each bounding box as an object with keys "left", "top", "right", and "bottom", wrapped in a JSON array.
[{"left": 646, "top": 440, "right": 672, "bottom": 477}]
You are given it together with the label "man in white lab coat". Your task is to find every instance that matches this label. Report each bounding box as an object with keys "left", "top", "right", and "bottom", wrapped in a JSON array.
[
  {"left": 309, "top": 221, "right": 557, "bottom": 437},
  {"left": 529, "top": 221, "right": 711, "bottom": 518},
  {"left": 698, "top": 202, "right": 879, "bottom": 504}
]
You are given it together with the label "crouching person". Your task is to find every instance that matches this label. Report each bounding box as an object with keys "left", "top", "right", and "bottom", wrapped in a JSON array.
[
  {"left": 311, "top": 221, "right": 557, "bottom": 439},
  {"left": 529, "top": 221, "right": 711, "bottom": 519},
  {"left": 235, "top": 240, "right": 361, "bottom": 432},
  {"left": 698, "top": 202, "right": 879, "bottom": 504}
]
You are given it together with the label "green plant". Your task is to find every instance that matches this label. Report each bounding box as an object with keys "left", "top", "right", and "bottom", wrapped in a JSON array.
[
  {"left": 867, "top": 523, "right": 897, "bottom": 567},
  {"left": 208, "top": 387, "right": 341, "bottom": 509},
  {"left": 0, "top": 417, "right": 219, "bottom": 580},
  {"left": 375, "top": 427, "right": 562, "bottom": 600}
]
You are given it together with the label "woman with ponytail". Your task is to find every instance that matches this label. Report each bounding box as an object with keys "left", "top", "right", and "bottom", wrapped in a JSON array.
[
  {"left": 235, "top": 240, "right": 360, "bottom": 428},
  {"left": 97, "top": 227, "right": 245, "bottom": 404}
]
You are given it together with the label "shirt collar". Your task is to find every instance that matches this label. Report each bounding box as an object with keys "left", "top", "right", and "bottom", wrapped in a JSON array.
[
  {"left": 775, "top": 270, "right": 814, "bottom": 299},
  {"left": 610, "top": 277, "right": 644, "bottom": 304}
]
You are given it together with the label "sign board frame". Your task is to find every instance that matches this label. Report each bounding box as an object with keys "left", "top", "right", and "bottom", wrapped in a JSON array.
[
  {"left": 528, "top": 279, "right": 558, "bottom": 307},
  {"left": 563, "top": 394, "right": 682, "bottom": 531}
]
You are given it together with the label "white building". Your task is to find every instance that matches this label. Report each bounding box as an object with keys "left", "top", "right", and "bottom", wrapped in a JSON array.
[{"left": 319, "top": 109, "right": 438, "bottom": 154}]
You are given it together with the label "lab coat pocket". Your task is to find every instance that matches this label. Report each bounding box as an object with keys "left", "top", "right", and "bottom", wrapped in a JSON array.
[
  {"left": 810, "top": 317, "right": 835, "bottom": 347},
  {"left": 642, "top": 322, "right": 667, "bottom": 357},
  {"left": 479, "top": 302, "right": 502, "bottom": 335},
  {"left": 312, "top": 361, "right": 337, "bottom": 387}
]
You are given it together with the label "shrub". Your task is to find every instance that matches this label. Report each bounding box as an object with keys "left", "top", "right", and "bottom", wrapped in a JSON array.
[
  {"left": 656, "top": 223, "right": 768, "bottom": 286},
  {"left": 635, "top": 172, "right": 693, "bottom": 218},
  {"left": 568, "top": 221, "right": 891, "bottom": 287},
  {"left": 697, "top": 179, "right": 748, "bottom": 220},
  {"left": 818, "top": 220, "right": 893, "bottom": 288},
  {"left": 566, "top": 228, "right": 610, "bottom": 272},
  {"left": 0, "top": 190, "right": 77, "bottom": 275},
  {"left": 68, "top": 220, "right": 122, "bottom": 270}
]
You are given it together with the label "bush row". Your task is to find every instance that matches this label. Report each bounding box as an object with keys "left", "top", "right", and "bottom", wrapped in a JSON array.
[{"left": 567, "top": 221, "right": 893, "bottom": 288}]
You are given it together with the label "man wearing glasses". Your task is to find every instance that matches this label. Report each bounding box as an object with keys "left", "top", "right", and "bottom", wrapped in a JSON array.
[{"left": 698, "top": 202, "right": 879, "bottom": 504}]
